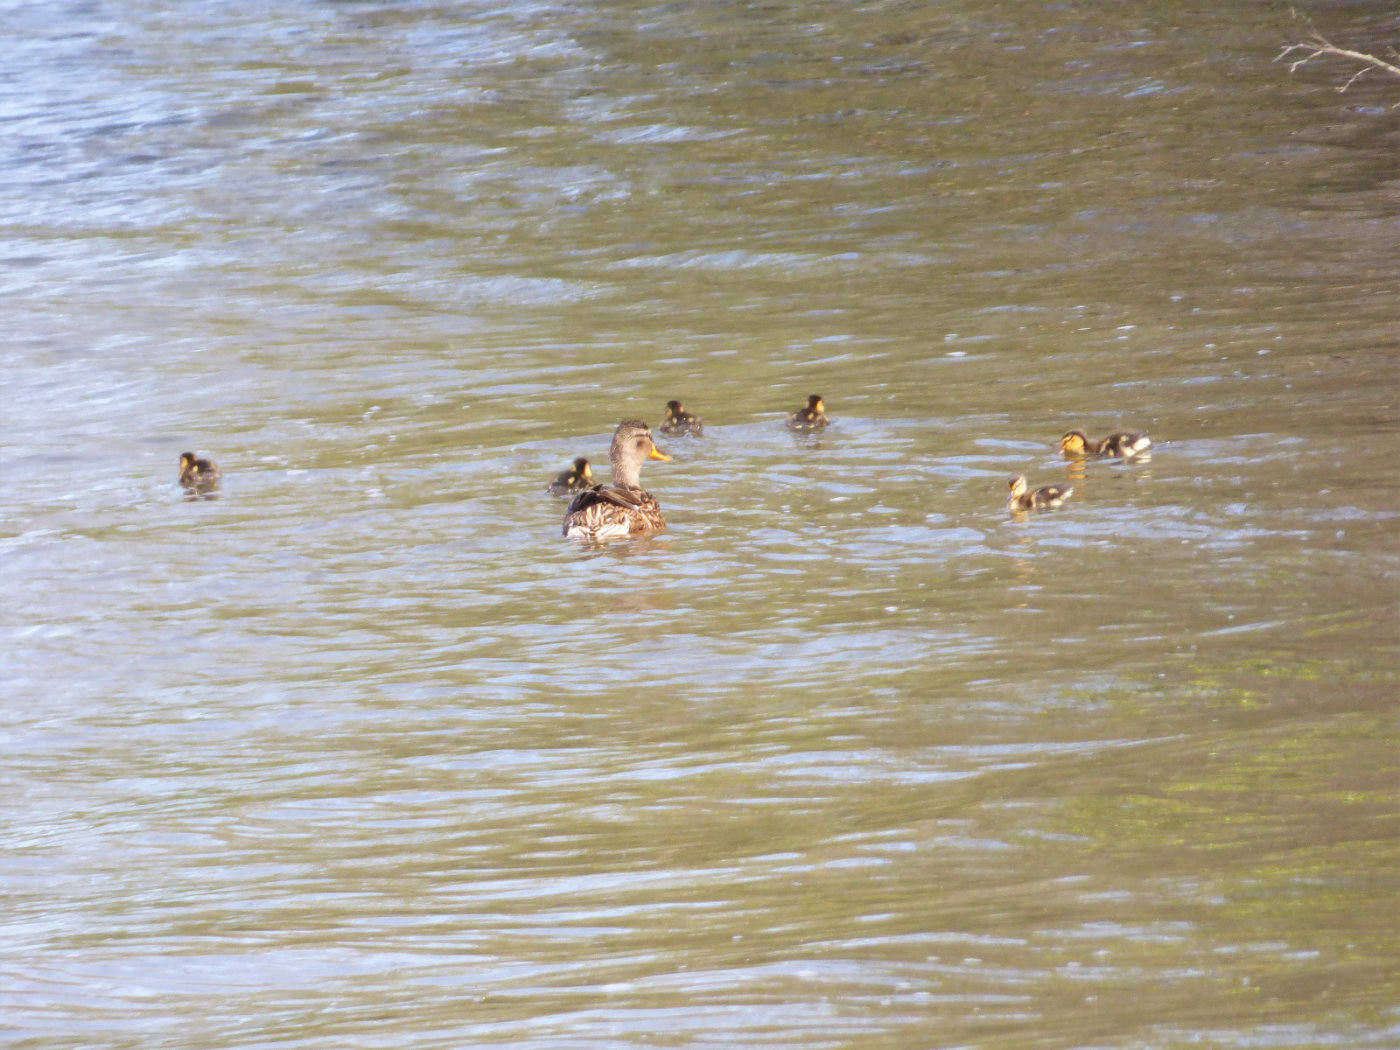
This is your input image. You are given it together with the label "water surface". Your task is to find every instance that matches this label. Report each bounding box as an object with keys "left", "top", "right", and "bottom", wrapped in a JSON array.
[{"left": 3, "top": 1, "right": 1398, "bottom": 1047}]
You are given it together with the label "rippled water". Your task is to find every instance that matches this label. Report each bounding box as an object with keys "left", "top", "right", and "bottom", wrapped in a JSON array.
[{"left": 3, "top": 1, "right": 1398, "bottom": 1046}]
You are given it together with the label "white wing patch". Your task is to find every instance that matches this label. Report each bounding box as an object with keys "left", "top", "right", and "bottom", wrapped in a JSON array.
[{"left": 565, "top": 518, "right": 632, "bottom": 542}]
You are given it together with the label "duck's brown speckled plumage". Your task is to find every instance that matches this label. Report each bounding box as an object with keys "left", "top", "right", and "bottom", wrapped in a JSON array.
[
  {"left": 1008, "top": 474, "right": 1072, "bottom": 511},
  {"left": 178, "top": 452, "right": 221, "bottom": 496},
  {"left": 1059, "top": 429, "right": 1151, "bottom": 458},
  {"left": 787, "top": 394, "right": 829, "bottom": 431},
  {"left": 547, "top": 457, "right": 593, "bottom": 496},
  {"left": 660, "top": 399, "right": 703, "bottom": 437},
  {"left": 563, "top": 421, "right": 671, "bottom": 541}
]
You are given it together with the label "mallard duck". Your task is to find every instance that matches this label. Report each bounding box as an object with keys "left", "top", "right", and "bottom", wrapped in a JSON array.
[
  {"left": 1008, "top": 474, "right": 1071, "bottom": 511},
  {"left": 547, "top": 457, "right": 593, "bottom": 496},
  {"left": 178, "top": 451, "right": 221, "bottom": 495},
  {"left": 660, "top": 399, "right": 703, "bottom": 437},
  {"left": 563, "top": 420, "right": 671, "bottom": 541},
  {"left": 787, "top": 394, "right": 829, "bottom": 431},
  {"left": 1059, "top": 429, "right": 1151, "bottom": 458}
]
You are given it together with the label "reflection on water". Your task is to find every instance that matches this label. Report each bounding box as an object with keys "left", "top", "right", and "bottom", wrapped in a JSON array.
[{"left": 3, "top": 0, "right": 1399, "bottom": 1046}]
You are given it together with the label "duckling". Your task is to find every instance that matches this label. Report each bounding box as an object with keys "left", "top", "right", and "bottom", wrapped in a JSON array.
[
  {"left": 563, "top": 420, "right": 671, "bottom": 541},
  {"left": 547, "top": 457, "right": 593, "bottom": 496},
  {"left": 178, "top": 451, "right": 221, "bottom": 496},
  {"left": 1008, "top": 474, "right": 1072, "bottom": 511},
  {"left": 787, "top": 394, "right": 829, "bottom": 431},
  {"left": 1059, "top": 429, "right": 1151, "bottom": 458},
  {"left": 660, "top": 399, "right": 704, "bottom": 437}
]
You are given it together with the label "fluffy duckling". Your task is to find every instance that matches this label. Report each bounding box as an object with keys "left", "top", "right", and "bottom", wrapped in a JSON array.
[
  {"left": 563, "top": 421, "right": 671, "bottom": 541},
  {"left": 787, "top": 394, "right": 829, "bottom": 431},
  {"left": 1059, "top": 429, "right": 1151, "bottom": 458},
  {"left": 660, "top": 399, "right": 704, "bottom": 437},
  {"left": 178, "top": 451, "right": 221, "bottom": 496},
  {"left": 547, "top": 457, "right": 593, "bottom": 496},
  {"left": 1008, "top": 474, "right": 1072, "bottom": 511}
]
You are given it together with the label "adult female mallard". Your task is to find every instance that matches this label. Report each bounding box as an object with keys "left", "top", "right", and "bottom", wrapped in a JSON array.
[
  {"left": 1008, "top": 474, "right": 1072, "bottom": 511},
  {"left": 547, "top": 457, "right": 593, "bottom": 496},
  {"left": 660, "top": 399, "right": 703, "bottom": 437},
  {"left": 1059, "top": 429, "right": 1151, "bottom": 458},
  {"left": 787, "top": 394, "right": 829, "bottom": 431},
  {"left": 562, "top": 420, "right": 671, "bottom": 541},
  {"left": 178, "top": 451, "right": 221, "bottom": 496}
]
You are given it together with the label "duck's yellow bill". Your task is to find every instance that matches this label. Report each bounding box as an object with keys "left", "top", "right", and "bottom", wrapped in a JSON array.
[{"left": 649, "top": 447, "right": 672, "bottom": 461}]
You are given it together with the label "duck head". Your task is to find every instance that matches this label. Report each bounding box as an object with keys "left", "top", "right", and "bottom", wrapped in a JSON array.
[{"left": 609, "top": 420, "right": 670, "bottom": 488}]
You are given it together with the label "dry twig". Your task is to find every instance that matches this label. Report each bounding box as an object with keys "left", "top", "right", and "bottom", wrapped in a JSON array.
[{"left": 1277, "top": 28, "right": 1400, "bottom": 106}]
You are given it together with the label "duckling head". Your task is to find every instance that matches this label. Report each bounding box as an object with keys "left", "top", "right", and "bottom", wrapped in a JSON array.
[
  {"left": 574, "top": 457, "right": 593, "bottom": 480},
  {"left": 807, "top": 394, "right": 825, "bottom": 414},
  {"left": 1059, "top": 430, "right": 1088, "bottom": 455},
  {"left": 179, "top": 451, "right": 198, "bottom": 471},
  {"left": 1008, "top": 474, "right": 1028, "bottom": 500},
  {"left": 665, "top": 399, "right": 684, "bottom": 419}
]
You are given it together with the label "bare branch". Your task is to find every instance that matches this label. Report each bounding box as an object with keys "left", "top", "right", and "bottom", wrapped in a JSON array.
[
  {"left": 1340, "top": 65, "right": 1371, "bottom": 93},
  {"left": 1278, "top": 25, "right": 1400, "bottom": 106}
]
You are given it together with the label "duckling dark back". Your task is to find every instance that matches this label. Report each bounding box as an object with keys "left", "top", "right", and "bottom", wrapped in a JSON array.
[
  {"left": 661, "top": 399, "right": 703, "bottom": 436},
  {"left": 178, "top": 451, "right": 221, "bottom": 496},
  {"left": 548, "top": 457, "right": 594, "bottom": 496},
  {"left": 788, "top": 393, "right": 829, "bottom": 430}
]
